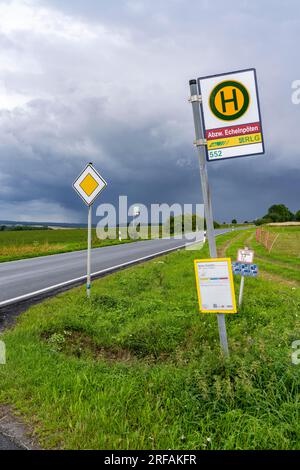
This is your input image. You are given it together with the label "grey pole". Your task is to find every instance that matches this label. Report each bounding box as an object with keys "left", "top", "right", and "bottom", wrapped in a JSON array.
[
  {"left": 238, "top": 275, "right": 245, "bottom": 307},
  {"left": 189, "top": 79, "right": 229, "bottom": 357},
  {"left": 87, "top": 203, "right": 92, "bottom": 298},
  {"left": 238, "top": 245, "right": 248, "bottom": 307}
]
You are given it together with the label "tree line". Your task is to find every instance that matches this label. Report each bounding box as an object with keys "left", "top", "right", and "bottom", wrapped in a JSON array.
[{"left": 254, "top": 204, "right": 300, "bottom": 225}]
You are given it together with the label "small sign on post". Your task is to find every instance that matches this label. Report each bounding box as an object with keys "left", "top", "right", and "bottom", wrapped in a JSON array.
[
  {"left": 237, "top": 248, "right": 254, "bottom": 264},
  {"left": 232, "top": 262, "right": 258, "bottom": 277},
  {"left": 194, "top": 258, "right": 237, "bottom": 314},
  {"left": 232, "top": 247, "right": 257, "bottom": 307},
  {"left": 73, "top": 163, "right": 107, "bottom": 298}
]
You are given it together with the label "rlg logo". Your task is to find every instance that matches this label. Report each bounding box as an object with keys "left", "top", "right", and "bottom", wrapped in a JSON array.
[{"left": 210, "top": 80, "right": 250, "bottom": 121}]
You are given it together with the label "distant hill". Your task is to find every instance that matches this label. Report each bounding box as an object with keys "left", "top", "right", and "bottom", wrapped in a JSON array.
[{"left": 0, "top": 220, "right": 88, "bottom": 229}]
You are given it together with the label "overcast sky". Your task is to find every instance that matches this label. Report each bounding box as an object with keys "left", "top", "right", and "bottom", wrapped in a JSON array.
[{"left": 0, "top": 0, "right": 299, "bottom": 223}]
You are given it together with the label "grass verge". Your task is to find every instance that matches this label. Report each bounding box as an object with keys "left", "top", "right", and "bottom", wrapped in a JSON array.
[{"left": 0, "top": 229, "right": 299, "bottom": 449}]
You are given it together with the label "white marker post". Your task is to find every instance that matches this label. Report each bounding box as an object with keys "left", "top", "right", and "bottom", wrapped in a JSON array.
[
  {"left": 237, "top": 247, "right": 254, "bottom": 307},
  {"left": 133, "top": 206, "right": 140, "bottom": 229},
  {"left": 189, "top": 80, "right": 229, "bottom": 357},
  {"left": 132, "top": 206, "right": 140, "bottom": 239},
  {"left": 73, "top": 162, "right": 107, "bottom": 298}
]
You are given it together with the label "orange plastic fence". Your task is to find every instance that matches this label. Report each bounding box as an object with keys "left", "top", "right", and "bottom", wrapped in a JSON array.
[{"left": 256, "top": 228, "right": 279, "bottom": 252}]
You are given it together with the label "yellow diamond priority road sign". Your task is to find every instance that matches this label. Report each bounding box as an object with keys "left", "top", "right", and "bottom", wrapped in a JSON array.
[
  {"left": 73, "top": 163, "right": 107, "bottom": 206},
  {"left": 80, "top": 173, "right": 99, "bottom": 197}
]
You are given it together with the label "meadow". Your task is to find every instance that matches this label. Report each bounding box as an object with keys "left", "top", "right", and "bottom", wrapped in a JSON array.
[
  {"left": 243, "top": 226, "right": 300, "bottom": 283},
  {"left": 0, "top": 226, "right": 162, "bottom": 263},
  {"left": 0, "top": 228, "right": 299, "bottom": 449}
]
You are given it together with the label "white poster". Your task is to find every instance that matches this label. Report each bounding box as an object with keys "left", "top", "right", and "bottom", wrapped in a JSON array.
[
  {"left": 194, "top": 258, "right": 237, "bottom": 313},
  {"left": 237, "top": 249, "right": 254, "bottom": 264}
]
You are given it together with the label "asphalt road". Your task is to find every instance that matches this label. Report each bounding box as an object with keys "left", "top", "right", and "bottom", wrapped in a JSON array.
[
  {"left": 0, "top": 229, "right": 239, "bottom": 307},
  {"left": 0, "top": 434, "right": 21, "bottom": 450}
]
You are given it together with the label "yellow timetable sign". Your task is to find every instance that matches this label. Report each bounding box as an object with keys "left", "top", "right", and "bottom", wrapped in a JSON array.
[{"left": 194, "top": 258, "right": 237, "bottom": 314}]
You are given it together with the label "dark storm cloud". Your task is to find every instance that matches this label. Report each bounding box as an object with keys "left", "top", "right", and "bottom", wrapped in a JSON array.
[{"left": 0, "top": 0, "right": 299, "bottom": 222}]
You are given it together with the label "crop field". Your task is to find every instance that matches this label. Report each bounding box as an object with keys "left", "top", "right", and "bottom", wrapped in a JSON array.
[
  {"left": 247, "top": 226, "right": 300, "bottom": 283},
  {"left": 0, "top": 226, "right": 162, "bottom": 263},
  {"left": 0, "top": 229, "right": 299, "bottom": 449},
  {"left": 264, "top": 226, "right": 300, "bottom": 258}
]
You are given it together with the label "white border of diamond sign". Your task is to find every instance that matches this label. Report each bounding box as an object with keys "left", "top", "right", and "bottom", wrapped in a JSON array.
[{"left": 73, "top": 163, "right": 107, "bottom": 206}]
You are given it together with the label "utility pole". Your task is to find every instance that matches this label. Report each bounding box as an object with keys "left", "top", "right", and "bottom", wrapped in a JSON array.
[{"left": 189, "top": 79, "right": 229, "bottom": 357}]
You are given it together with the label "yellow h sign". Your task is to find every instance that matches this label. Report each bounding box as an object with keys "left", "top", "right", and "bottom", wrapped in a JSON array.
[{"left": 210, "top": 80, "right": 250, "bottom": 121}]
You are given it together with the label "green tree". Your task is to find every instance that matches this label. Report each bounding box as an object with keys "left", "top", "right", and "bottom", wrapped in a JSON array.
[
  {"left": 295, "top": 210, "right": 300, "bottom": 221},
  {"left": 263, "top": 204, "right": 294, "bottom": 222},
  {"left": 231, "top": 219, "right": 237, "bottom": 224},
  {"left": 166, "top": 214, "right": 220, "bottom": 234}
]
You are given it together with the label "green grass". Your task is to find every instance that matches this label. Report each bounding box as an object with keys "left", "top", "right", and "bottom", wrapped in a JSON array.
[
  {"left": 226, "top": 228, "right": 300, "bottom": 283},
  {"left": 257, "top": 226, "right": 300, "bottom": 262},
  {"left": 0, "top": 230, "right": 299, "bottom": 449},
  {"left": 0, "top": 226, "right": 162, "bottom": 263}
]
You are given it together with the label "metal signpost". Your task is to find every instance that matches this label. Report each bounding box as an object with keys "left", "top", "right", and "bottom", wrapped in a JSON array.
[
  {"left": 198, "top": 68, "right": 264, "bottom": 162},
  {"left": 189, "top": 79, "right": 229, "bottom": 357},
  {"left": 189, "top": 69, "right": 264, "bottom": 356},
  {"left": 73, "top": 162, "right": 107, "bottom": 298},
  {"left": 232, "top": 247, "right": 257, "bottom": 307},
  {"left": 238, "top": 273, "right": 245, "bottom": 308}
]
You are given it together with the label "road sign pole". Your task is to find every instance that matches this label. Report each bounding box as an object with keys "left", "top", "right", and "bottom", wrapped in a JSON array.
[
  {"left": 73, "top": 161, "right": 107, "bottom": 299},
  {"left": 238, "top": 275, "right": 245, "bottom": 307},
  {"left": 189, "top": 79, "right": 229, "bottom": 357},
  {"left": 87, "top": 204, "right": 92, "bottom": 298}
]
